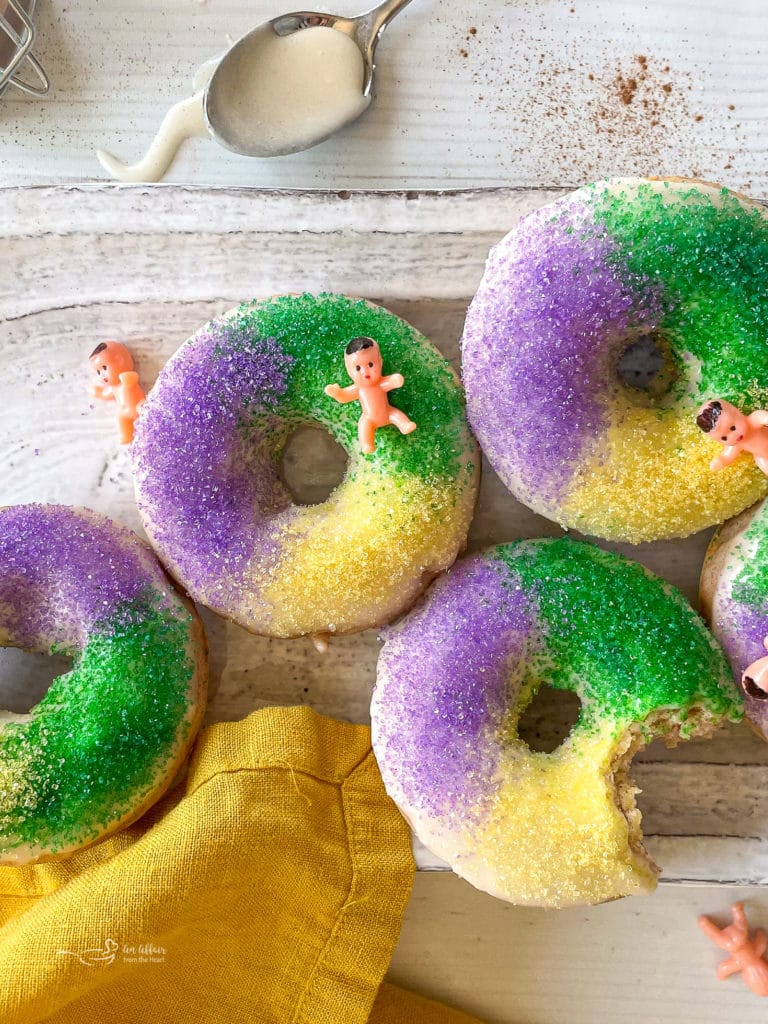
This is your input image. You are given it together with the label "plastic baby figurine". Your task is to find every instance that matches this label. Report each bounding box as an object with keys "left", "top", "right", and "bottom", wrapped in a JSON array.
[
  {"left": 324, "top": 337, "right": 416, "bottom": 454},
  {"left": 696, "top": 399, "right": 768, "bottom": 476},
  {"left": 698, "top": 902, "right": 768, "bottom": 997},
  {"left": 742, "top": 637, "right": 768, "bottom": 701},
  {"left": 88, "top": 341, "right": 146, "bottom": 445}
]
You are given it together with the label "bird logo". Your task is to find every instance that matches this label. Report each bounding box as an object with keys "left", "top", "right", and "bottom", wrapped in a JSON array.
[{"left": 56, "top": 937, "right": 119, "bottom": 967}]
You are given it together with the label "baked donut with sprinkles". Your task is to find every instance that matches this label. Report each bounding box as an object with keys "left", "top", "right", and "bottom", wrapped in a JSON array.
[
  {"left": 132, "top": 294, "right": 479, "bottom": 641},
  {"left": 701, "top": 496, "right": 768, "bottom": 742},
  {"left": 462, "top": 177, "right": 768, "bottom": 542},
  {"left": 372, "top": 539, "right": 741, "bottom": 907},
  {"left": 0, "top": 505, "right": 207, "bottom": 865}
]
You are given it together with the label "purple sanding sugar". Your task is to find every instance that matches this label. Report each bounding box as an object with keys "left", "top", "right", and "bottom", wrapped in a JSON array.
[
  {"left": 712, "top": 592, "right": 768, "bottom": 736},
  {"left": 461, "top": 195, "right": 664, "bottom": 504},
  {"left": 374, "top": 552, "right": 537, "bottom": 820},
  {"left": 132, "top": 319, "right": 293, "bottom": 600},
  {"left": 0, "top": 505, "right": 161, "bottom": 652}
]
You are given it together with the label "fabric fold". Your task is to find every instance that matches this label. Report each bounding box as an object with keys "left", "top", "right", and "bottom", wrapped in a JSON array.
[{"left": 0, "top": 707, "right": 418, "bottom": 1024}]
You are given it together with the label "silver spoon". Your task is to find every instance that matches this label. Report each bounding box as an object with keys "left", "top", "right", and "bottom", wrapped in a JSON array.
[{"left": 97, "top": 0, "right": 415, "bottom": 183}]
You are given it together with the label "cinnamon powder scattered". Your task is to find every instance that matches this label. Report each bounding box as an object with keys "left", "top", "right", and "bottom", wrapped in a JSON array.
[
  {"left": 454, "top": 17, "right": 747, "bottom": 186},
  {"left": 612, "top": 54, "right": 670, "bottom": 110},
  {"left": 616, "top": 56, "right": 677, "bottom": 127},
  {"left": 616, "top": 74, "right": 638, "bottom": 105},
  {"left": 478, "top": 51, "right": 710, "bottom": 179}
]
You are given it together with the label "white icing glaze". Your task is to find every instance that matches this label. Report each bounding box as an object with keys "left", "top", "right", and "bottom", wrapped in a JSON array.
[
  {"left": 97, "top": 25, "right": 369, "bottom": 183},
  {"left": 96, "top": 56, "right": 219, "bottom": 183},
  {"left": 208, "top": 25, "right": 370, "bottom": 157},
  {"left": 96, "top": 91, "right": 209, "bottom": 184}
]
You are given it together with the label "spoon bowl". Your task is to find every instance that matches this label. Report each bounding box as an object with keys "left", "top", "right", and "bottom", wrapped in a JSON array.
[
  {"left": 205, "top": 1, "right": 413, "bottom": 158},
  {"left": 268, "top": 0, "right": 413, "bottom": 96},
  {"left": 97, "top": 0, "right": 414, "bottom": 181},
  {"left": 204, "top": 19, "right": 365, "bottom": 158}
]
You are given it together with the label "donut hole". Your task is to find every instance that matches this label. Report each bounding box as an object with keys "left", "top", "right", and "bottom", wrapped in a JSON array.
[
  {"left": 616, "top": 332, "right": 679, "bottom": 405},
  {"left": 517, "top": 684, "right": 583, "bottom": 753},
  {"left": 279, "top": 425, "right": 349, "bottom": 506},
  {"left": 0, "top": 648, "right": 72, "bottom": 717}
]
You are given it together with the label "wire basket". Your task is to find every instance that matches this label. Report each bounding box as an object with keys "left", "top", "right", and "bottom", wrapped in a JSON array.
[{"left": 0, "top": 0, "right": 49, "bottom": 96}]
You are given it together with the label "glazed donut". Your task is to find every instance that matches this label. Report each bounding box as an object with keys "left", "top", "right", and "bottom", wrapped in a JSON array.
[
  {"left": 0, "top": 505, "right": 207, "bottom": 865},
  {"left": 132, "top": 294, "right": 479, "bottom": 640},
  {"left": 461, "top": 177, "right": 768, "bottom": 543},
  {"left": 701, "top": 497, "right": 768, "bottom": 740},
  {"left": 371, "top": 539, "right": 740, "bottom": 908}
]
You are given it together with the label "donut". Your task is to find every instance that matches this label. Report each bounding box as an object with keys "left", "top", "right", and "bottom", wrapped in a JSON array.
[
  {"left": 700, "top": 497, "right": 768, "bottom": 740},
  {"left": 132, "top": 294, "right": 479, "bottom": 640},
  {"left": 371, "top": 539, "right": 741, "bottom": 907},
  {"left": 461, "top": 177, "right": 768, "bottom": 543},
  {"left": 0, "top": 505, "right": 207, "bottom": 865}
]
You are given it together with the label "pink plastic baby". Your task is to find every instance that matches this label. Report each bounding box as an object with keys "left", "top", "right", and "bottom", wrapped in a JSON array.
[
  {"left": 742, "top": 637, "right": 768, "bottom": 701},
  {"left": 89, "top": 341, "right": 146, "bottom": 445},
  {"left": 698, "top": 902, "right": 768, "bottom": 997},
  {"left": 696, "top": 399, "right": 768, "bottom": 476},
  {"left": 324, "top": 337, "right": 416, "bottom": 454}
]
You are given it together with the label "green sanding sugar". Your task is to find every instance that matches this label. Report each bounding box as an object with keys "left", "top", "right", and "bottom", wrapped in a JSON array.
[
  {"left": 732, "top": 505, "right": 768, "bottom": 608},
  {"left": 0, "top": 599, "right": 194, "bottom": 853},
  {"left": 217, "top": 294, "right": 473, "bottom": 481},
  {"left": 592, "top": 182, "right": 768, "bottom": 407},
  {"left": 495, "top": 539, "right": 741, "bottom": 731}
]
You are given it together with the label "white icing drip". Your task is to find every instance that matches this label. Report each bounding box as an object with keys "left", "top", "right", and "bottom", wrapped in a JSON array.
[
  {"left": 96, "top": 91, "right": 209, "bottom": 184},
  {"left": 96, "top": 26, "right": 370, "bottom": 183}
]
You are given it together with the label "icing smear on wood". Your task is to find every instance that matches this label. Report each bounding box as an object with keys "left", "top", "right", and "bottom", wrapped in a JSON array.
[{"left": 96, "top": 26, "right": 369, "bottom": 183}]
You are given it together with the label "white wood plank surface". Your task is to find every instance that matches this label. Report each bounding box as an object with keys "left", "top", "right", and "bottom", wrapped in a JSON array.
[
  {"left": 5, "top": 6, "right": 768, "bottom": 1016},
  {"left": 1, "top": 0, "right": 767, "bottom": 194},
  {"left": 392, "top": 875, "right": 768, "bottom": 1024},
  {"left": 2, "top": 184, "right": 768, "bottom": 896}
]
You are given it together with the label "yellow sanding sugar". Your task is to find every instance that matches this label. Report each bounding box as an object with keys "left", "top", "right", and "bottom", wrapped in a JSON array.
[
  {"left": 258, "top": 471, "right": 472, "bottom": 636},
  {"left": 474, "top": 724, "right": 656, "bottom": 907},
  {"left": 0, "top": 741, "right": 38, "bottom": 835},
  {"left": 562, "top": 404, "right": 768, "bottom": 542}
]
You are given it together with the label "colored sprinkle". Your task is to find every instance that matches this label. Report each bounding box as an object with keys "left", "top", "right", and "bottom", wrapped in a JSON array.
[
  {"left": 462, "top": 180, "right": 768, "bottom": 542},
  {"left": 374, "top": 540, "right": 740, "bottom": 907},
  {"left": 0, "top": 506, "right": 202, "bottom": 859},
  {"left": 706, "top": 498, "right": 768, "bottom": 739},
  {"left": 0, "top": 603, "right": 194, "bottom": 852},
  {"left": 594, "top": 182, "right": 768, "bottom": 404},
  {"left": 133, "top": 295, "right": 478, "bottom": 636},
  {"left": 497, "top": 539, "right": 740, "bottom": 726}
]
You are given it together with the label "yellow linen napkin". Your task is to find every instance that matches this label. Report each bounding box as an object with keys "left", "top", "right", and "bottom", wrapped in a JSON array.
[
  {"left": 0, "top": 706, "right": 484, "bottom": 1024},
  {"left": 371, "top": 983, "right": 487, "bottom": 1023}
]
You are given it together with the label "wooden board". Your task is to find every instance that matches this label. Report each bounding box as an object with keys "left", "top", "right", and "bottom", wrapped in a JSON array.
[
  {"left": 392, "top": 876, "right": 768, "bottom": 1024},
  {"left": 1, "top": 0, "right": 767, "bottom": 195},
  {"left": 2, "top": 184, "right": 768, "bottom": 886}
]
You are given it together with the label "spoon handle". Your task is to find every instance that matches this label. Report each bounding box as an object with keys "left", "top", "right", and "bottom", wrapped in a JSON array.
[{"left": 357, "top": 0, "right": 415, "bottom": 65}]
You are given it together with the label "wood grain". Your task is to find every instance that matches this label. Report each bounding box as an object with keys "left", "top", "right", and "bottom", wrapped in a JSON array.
[
  {"left": 2, "top": 184, "right": 768, "bottom": 885},
  {"left": 391, "top": 875, "right": 768, "bottom": 1023},
  {"left": 0, "top": 1, "right": 766, "bottom": 195}
]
